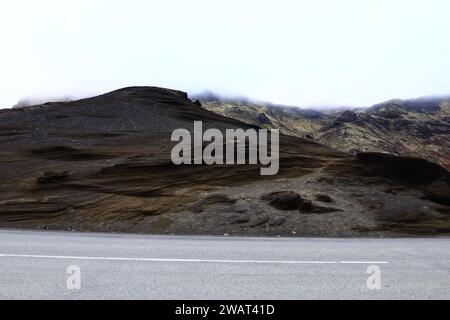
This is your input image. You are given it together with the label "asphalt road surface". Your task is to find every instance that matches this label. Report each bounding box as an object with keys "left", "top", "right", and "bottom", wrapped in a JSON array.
[{"left": 0, "top": 229, "right": 449, "bottom": 299}]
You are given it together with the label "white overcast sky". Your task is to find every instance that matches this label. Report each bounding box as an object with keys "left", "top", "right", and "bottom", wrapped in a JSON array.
[{"left": 1, "top": 0, "right": 450, "bottom": 108}]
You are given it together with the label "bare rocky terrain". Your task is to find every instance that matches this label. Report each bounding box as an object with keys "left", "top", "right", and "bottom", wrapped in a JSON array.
[
  {"left": 200, "top": 95, "right": 450, "bottom": 171},
  {"left": 0, "top": 87, "right": 449, "bottom": 236}
]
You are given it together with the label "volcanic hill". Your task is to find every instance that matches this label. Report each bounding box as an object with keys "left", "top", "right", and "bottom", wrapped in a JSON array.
[{"left": 0, "top": 87, "right": 449, "bottom": 236}]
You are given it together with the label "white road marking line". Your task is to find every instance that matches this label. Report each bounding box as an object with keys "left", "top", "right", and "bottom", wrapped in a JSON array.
[
  {"left": 0, "top": 254, "right": 388, "bottom": 264},
  {"left": 340, "top": 261, "right": 389, "bottom": 264}
]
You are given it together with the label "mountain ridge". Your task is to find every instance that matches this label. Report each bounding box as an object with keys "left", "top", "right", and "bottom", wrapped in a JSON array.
[{"left": 198, "top": 93, "right": 450, "bottom": 171}]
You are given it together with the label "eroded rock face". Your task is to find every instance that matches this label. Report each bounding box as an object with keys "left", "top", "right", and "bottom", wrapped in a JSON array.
[{"left": 425, "top": 180, "right": 450, "bottom": 205}]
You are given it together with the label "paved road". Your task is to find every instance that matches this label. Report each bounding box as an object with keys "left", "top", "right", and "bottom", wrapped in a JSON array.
[{"left": 0, "top": 229, "right": 449, "bottom": 299}]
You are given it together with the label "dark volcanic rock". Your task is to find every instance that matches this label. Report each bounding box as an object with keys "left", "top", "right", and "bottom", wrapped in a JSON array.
[
  {"left": 299, "top": 200, "right": 313, "bottom": 211},
  {"left": 299, "top": 200, "right": 340, "bottom": 214},
  {"left": 315, "top": 194, "right": 333, "bottom": 203},
  {"left": 337, "top": 111, "right": 358, "bottom": 123},
  {"left": 37, "top": 171, "right": 70, "bottom": 184},
  {"left": 414, "top": 126, "right": 434, "bottom": 139},
  {"left": 424, "top": 180, "right": 450, "bottom": 205},
  {"left": 261, "top": 191, "right": 304, "bottom": 210},
  {"left": 257, "top": 113, "right": 272, "bottom": 125},
  {"left": 31, "top": 146, "right": 113, "bottom": 161}
]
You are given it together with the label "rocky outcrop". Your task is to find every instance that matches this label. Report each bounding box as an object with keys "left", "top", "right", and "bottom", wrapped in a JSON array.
[
  {"left": 336, "top": 111, "right": 358, "bottom": 123},
  {"left": 261, "top": 191, "right": 304, "bottom": 210},
  {"left": 261, "top": 191, "right": 340, "bottom": 214}
]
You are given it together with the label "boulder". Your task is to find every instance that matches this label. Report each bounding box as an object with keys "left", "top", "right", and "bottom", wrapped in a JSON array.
[{"left": 261, "top": 191, "right": 304, "bottom": 210}]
